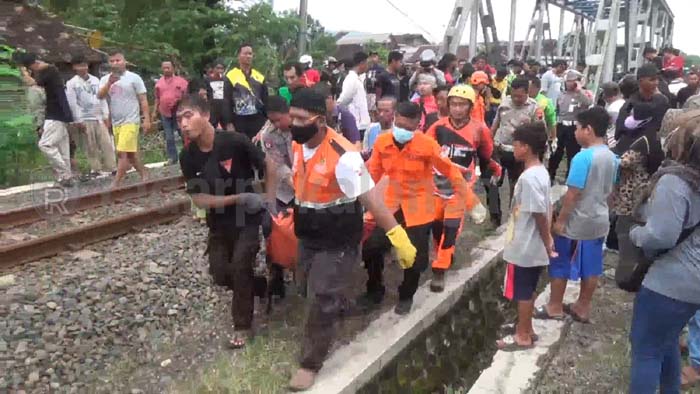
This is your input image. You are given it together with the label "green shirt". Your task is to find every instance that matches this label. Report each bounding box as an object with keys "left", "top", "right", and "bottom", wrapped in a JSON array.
[
  {"left": 279, "top": 87, "right": 292, "bottom": 105},
  {"left": 535, "top": 92, "right": 557, "bottom": 129}
]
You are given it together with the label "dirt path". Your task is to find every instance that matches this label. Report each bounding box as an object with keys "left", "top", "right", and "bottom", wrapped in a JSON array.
[{"left": 531, "top": 253, "right": 700, "bottom": 394}]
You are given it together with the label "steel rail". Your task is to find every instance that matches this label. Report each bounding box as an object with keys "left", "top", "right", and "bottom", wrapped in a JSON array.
[
  {"left": 0, "top": 199, "right": 190, "bottom": 272},
  {"left": 0, "top": 175, "right": 184, "bottom": 229}
]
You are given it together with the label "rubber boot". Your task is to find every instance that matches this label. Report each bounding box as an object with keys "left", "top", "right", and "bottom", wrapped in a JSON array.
[{"left": 430, "top": 269, "right": 446, "bottom": 293}]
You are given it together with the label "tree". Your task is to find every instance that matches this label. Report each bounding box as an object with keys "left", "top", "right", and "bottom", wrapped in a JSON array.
[{"left": 46, "top": 0, "right": 335, "bottom": 86}]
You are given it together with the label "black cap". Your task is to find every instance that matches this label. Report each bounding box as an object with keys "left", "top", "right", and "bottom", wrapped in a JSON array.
[
  {"left": 18, "top": 52, "right": 38, "bottom": 68},
  {"left": 290, "top": 88, "right": 327, "bottom": 115},
  {"left": 637, "top": 63, "right": 660, "bottom": 79}
]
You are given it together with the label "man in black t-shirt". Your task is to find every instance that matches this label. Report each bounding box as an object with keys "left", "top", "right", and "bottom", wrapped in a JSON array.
[
  {"left": 20, "top": 53, "right": 74, "bottom": 186},
  {"left": 375, "top": 51, "right": 403, "bottom": 101},
  {"left": 178, "top": 95, "right": 269, "bottom": 349},
  {"left": 677, "top": 71, "right": 699, "bottom": 109}
]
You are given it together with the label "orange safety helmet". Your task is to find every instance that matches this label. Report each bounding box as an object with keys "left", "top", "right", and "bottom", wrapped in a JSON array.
[{"left": 470, "top": 70, "right": 490, "bottom": 85}]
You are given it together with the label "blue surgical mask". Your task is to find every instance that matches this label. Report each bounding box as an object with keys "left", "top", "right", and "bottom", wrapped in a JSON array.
[{"left": 392, "top": 125, "right": 414, "bottom": 144}]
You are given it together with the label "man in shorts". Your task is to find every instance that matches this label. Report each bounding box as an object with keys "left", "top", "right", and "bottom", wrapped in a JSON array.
[{"left": 99, "top": 50, "right": 151, "bottom": 188}]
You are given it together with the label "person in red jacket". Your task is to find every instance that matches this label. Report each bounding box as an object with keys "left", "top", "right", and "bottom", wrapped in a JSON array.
[{"left": 300, "top": 55, "right": 320, "bottom": 86}]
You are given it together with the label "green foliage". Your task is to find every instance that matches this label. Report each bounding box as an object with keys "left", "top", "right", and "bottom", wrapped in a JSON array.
[
  {"left": 686, "top": 55, "right": 700, "bottom": 68},
  {"left": 363, "top": 41, "right": 390, "bottom": 63},
  {"left": 0, "top": 45, "right": 46, "bottom": 187},
  {"left": 47, "top": 0, "right": 336, "bottom": 87}
]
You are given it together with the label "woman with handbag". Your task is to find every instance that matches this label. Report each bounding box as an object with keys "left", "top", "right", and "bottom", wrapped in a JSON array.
[
  {"left": 611, "top": 102, "right": 665, "bottom": 289},
  {"left": 628, "top": 119, "right": 700, "bottom": 394}
]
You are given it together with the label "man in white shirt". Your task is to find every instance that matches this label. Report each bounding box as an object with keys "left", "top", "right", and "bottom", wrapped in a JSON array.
[
  {"left": 337, "top": 51, "right": 371, "bottom": 138},
  {"left": 600, "top": 82, "right": 626, "bottom": 147},
  {"left": 541, "top": 59, "right": 567, "bottom": 104},
  {"left": 66, "top": 55, "right": 116, "bottom": 176}
]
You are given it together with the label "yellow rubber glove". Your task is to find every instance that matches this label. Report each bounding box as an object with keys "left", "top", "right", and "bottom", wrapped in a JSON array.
[
  {"left": 469, "top": 202, "right": 488, "bottom": 224},
  {"left": 386, "top": 225, "right": 417, "bottom": 269}
]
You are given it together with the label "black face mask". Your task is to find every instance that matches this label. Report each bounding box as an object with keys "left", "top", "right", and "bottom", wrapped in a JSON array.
[{"left": 290, "top": 123, "right": 318, "bottom": 144}]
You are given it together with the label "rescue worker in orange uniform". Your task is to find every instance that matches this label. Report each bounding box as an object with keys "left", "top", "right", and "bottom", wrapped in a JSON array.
[
  {"left": 282, "top": 88, "right": 417, "bottom": 391},
  {"left": 361, "top": 102, "right": 472, "bottom": 314},
  {"left": 470, "top": 70, "right": 491, "bottom": 124},
  {"left": 426, "top": 84, "right": 502, "bottom": 292}
]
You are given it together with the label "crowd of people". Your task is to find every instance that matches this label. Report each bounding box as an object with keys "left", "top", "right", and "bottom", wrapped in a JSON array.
[{"left": 17, "top": 41, "right": 700, "bottom": 392}]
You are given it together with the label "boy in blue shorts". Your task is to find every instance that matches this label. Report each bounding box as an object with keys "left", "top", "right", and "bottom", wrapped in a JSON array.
[
  {"left": 498, "top": 122, "right": 556, "bottom": 351},
  {"left": 535, "top": 107, "right": 618, "bottom": 323}
]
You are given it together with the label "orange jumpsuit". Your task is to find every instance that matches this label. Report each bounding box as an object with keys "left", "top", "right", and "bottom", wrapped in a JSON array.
[{"left": 426, "top": 117, "right": 502, "bottom": 270}]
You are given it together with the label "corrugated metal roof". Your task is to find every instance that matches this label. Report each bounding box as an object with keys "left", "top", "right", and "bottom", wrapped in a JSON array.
[{"left": 336, "top": 32, "right": 392, "bottom": 46}]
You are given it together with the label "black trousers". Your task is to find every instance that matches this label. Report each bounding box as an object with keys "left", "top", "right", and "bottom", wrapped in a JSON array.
[
  {"left": 207, "top": 225, "right": 260, "bottom": 330},
  {"left": 298, "top": 242, "right": 358, "bottom": 371},
  {"left": 483, "top": 148, "right": 523, "bottom": 221},
  {"left": 548, "top": 123, "right": 581, "bottom": 181},
  {"left": 361, "top": 211, "right": 431, "bottom": 301}
]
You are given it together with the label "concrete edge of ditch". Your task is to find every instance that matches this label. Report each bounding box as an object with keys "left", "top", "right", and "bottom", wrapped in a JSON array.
[
  {"left": 468, "top": 282, "right": 580, "bottom": 394},
  {"left": 308, "top": 185, "right": 568, "bottom": 394}
]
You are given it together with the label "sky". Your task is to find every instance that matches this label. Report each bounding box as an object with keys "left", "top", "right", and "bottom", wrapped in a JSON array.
[{"left": 272, "top": 0, "right": 698, "bottom": 55}]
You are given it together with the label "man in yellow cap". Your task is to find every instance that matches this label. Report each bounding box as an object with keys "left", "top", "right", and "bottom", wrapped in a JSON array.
[{"left": 426, "top": 84, "right": 502, "bottom": 291}]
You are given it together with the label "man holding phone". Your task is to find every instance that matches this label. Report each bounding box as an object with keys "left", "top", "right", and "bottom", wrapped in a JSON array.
[{"left": 98, "top": 49, "right": 151, "bottom": 188}]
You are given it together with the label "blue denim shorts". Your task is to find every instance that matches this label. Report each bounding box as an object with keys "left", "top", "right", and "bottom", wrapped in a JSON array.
[{"left": 549, "top": 235, "right": 604, "bottom": 280}]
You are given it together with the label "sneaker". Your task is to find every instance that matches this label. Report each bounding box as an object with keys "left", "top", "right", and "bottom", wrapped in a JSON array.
[
  {"left": 288, "top": 368, "right": 317, "bottom": 391},
  {"left": 394, "top": 299, "right": 413, "bottom": 315},
  {"left": 430, "top": 270, "right": 445, "bottom": 293}
]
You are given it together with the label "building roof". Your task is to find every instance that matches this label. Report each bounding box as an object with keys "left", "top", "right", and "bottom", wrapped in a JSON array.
[
  {"left": 336, "top": 32, "right": 392, "bottom": 46},
  {"left": 0, "top": 2, "right": 102, "bottom": 64}
]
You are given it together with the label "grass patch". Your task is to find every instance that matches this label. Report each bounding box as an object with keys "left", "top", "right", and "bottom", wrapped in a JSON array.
[{"left": 173, "top": 298, "right": 306, "bottom": 394}]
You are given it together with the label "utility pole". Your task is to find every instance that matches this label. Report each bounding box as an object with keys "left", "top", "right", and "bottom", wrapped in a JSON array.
[{"left": 298, "top": 0, "right": 308, "bottom": 56}]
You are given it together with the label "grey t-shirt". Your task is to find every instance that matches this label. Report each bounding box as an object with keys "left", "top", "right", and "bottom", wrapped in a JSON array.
[
  {"left": 99, "top": 70, "right": 147, "bottom": 126},
  {"left": 503, "top": 165, "right": 552, "bottom": 267},
  {"left": 631, "top": 174, "right": 700, "bottom": 304},
  {"left": 563, "top": 144, "right": 619, "bottom": 240}
]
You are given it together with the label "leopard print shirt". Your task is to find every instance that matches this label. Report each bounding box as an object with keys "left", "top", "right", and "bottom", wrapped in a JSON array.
[{"left": 613, "top": 150, "right": 650, "bottom": 216}]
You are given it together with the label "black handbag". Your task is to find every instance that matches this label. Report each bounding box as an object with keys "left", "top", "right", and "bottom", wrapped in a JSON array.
[{"left": 618, "top": 222, "right": 700, "bottom": 293}]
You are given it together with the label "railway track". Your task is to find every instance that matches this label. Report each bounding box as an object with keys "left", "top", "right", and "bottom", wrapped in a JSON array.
[
  {"left": 0, "top": 175, "right": 188, "bottom": 271},
  {"left": 0, "top": 177, "right": 265, "bottom": 272},
  {"left": 0, "top": 174, "right": 184, "bottom": 229}
]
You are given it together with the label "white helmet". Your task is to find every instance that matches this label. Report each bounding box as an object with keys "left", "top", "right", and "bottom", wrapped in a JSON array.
[
  {"left": 420, "top": 49, "right": 437, "bottom": 63},
  {"left": 299, "top": 54, "right": 313, "bottom": 68}
]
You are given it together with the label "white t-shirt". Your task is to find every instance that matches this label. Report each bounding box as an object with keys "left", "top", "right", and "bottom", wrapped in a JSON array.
[
  {"left": 336, "top": 70, "right": 371, "bottom": 130},
  {"left": 503, "top": 165, "right": 552, "bottom": 267},
  {"left": 99, "top": 70, "right": 147, "bottom": 126},
  {"left": 302, "top": 144, "right": 374, "bottom": 199}
]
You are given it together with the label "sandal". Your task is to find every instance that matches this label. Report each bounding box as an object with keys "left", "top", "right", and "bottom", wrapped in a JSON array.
[
  {"left": 533, "top": 305, "right": 565, "bottom": 321},
  {"left": 681, "top": 365, "right": 700, "bottom": 389},
  {"left": 563, "top": 303, "right": 591, "bottom": 324},
  {"left": 226, "top": 330, "right": 251, "bottom": 349},
  {"left": 496, "top": 335, "right": 535, "bottom": 352},
  {"left": 501, "top": 324, "right": 539, "bottom": 342}
]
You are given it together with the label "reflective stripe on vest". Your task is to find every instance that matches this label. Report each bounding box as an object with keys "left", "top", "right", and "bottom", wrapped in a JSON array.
[{"left": 294, "top": 195, "right": 357, "bottom": 209}]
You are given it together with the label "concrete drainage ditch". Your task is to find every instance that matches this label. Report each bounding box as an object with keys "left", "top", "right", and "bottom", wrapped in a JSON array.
[
  {"left": 358, "top": 260, "right": 512, "bottom": 393},
  {"left": 308, "top": 186, "right": 566, "bottom": 394}
]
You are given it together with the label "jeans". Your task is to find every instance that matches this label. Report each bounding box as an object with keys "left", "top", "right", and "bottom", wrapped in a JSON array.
[
  {"left": 161, "top": 115, "right": 179, "bottom": 163},
  {"left": 690, "top": 311, "right": 700, "bottom": 369},
  {"left": 630, "top": 286, "right": 700, "bottom": 394}
]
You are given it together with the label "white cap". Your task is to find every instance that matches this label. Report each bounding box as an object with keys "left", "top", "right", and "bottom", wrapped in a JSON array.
[
  {"left": 299, "top": 54, "right": 313, "bottom": 68},
  {"left": 420, "top": 49, "right": 436, "bottom": 63}
]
